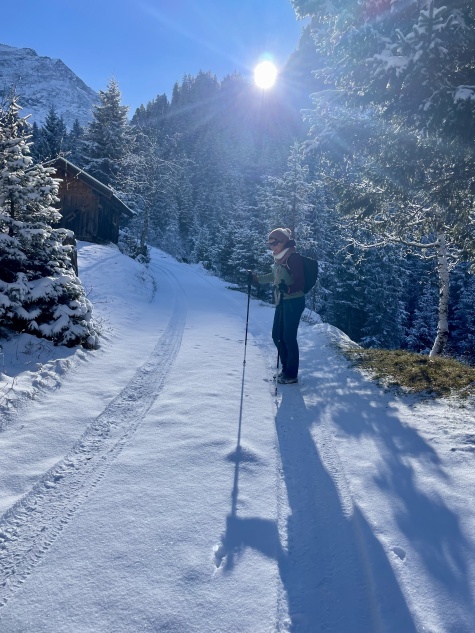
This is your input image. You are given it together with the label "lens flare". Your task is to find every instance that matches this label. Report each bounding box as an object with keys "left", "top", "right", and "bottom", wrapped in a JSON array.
[{"left": 253, "top": 60, "right": 278, "bottom": 89}]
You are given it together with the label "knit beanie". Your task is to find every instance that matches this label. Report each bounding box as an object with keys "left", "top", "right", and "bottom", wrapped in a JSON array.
[{"left": 268, "top": 228, "right": 292, "bottom": 244}]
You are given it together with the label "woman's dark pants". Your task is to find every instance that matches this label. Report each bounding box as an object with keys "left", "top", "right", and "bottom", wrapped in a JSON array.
[{"left": 272, "top": 296, "right": 305, "bottom": 379}]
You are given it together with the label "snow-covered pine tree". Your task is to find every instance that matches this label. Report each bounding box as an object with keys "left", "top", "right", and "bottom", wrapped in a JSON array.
[
  {"left": 174, "top": 165, "right": 194, "bottom": 254},
  {"left": 259, "top": 142, "right": 315, "bottom": 246},
  {"left": 321, "top": 244, "right": 367, "bottom": 343},
  {"left": 212, "top": 217, "right": 240, "bottom": 281},
  {"left": 29, "top": 106, "right": 68, "bottom": 163},
  {"left": 190, "top": 224, "right": 214, "bottom": 270},
  {"left": 0, "top": 95, "right": 97, "bottom": 348},
  {"left": 406, "top": 282, "right": 438, "bottom": 354},
  {"left": 190, "top": 182, "right": 224, "bottom": 270},
  {"left": 82, "top": 77, "right": 130, "bottom": 187},
  {"left": 30, "top": 121, "right": 45, "bottom": 163},
  {"left": 359, "top": 246, "right": 407, "bottom": 349},
  {"left": 117, "top": 132, "right": 181, "bottom": 259},
  {"left": 225, "top": 202, "right": 270, "bottom": 290},
  {"left": 39, "top": 106, "right": 67, "bottom": 160},
  {"left": 161, "top": 210, "right": 186, "bottom": 261},
  {"left": 292, "top": 0, "right": 475, "bottom": 356},
  {"left": 65, "top": 118, "right": 85, "bottom": 166},
  {"left": 302, "top": 161, "right": 337, "bottom": 313},
  {"left": 448, "top": 265, "right": 475, "bottom": 362}
]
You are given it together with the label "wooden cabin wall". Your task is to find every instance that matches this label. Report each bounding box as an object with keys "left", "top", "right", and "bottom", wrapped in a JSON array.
[
  {"left": 56, "top": 174, "right": 120, "bottom": 243},
  {"left": 98, "top": 204, "right": 120, "bottom": 243}
]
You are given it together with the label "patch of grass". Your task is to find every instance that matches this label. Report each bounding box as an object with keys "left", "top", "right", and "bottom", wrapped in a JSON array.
[{"left": 344, "top": 347, "right": 475, "bottom": 398}]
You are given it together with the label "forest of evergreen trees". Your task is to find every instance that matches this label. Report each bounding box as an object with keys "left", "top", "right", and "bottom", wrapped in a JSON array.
[{"left": 3, "top": 1, "right": 475, "bottom": 361}]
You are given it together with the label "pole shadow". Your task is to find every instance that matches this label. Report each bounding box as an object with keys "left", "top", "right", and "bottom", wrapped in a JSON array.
[{"left": 214, "top": 352, "right": 285, "bottom": 572}]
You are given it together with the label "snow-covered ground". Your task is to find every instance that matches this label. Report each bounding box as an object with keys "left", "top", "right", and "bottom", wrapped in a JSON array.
[{"left": 0, "top": 242, "right": 473, "bottom": 633}]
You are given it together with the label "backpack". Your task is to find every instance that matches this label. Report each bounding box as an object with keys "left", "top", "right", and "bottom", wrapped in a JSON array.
[
  {"left": 285, "top": 253, "right": 319, "bottom": 294},
  {"left": 301, "top": 255, "right": 319, "bottom": 293}
]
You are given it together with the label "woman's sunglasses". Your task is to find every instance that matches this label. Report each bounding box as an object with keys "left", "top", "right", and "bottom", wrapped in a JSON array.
[{"left": 268, "top": 239, "right": 281, "bottom": 247}]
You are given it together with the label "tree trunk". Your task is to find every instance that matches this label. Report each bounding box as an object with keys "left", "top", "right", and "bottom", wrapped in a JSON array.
[
  {"left": 429, "top": 230, "right": 450, "bottom": 357},
  {"left": 140, "top": 203, "right": 150, "bottom": 251}
]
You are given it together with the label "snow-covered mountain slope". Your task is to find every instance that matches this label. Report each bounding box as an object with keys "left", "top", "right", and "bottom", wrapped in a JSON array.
[
  {"left": 0, "top": 244, "right": 474, "bottom": 632},
  {"left": 0, "top": 43, "right": 97, "bottom": 128}
]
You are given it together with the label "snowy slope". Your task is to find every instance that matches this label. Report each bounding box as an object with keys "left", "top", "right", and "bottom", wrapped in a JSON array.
[
  {"left": 0, "top": 43, "right": 97, "bottom": 128},
  {"left": 0, "top": 243, "right": 474, "bottom": 633}
]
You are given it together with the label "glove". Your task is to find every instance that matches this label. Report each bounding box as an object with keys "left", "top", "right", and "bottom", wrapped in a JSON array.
[
  {"left": 248, "top": 270, "right": 259, "bottom": 283},
  {"left": 278, "top": 280, "right": 288, "bottom": 294}
]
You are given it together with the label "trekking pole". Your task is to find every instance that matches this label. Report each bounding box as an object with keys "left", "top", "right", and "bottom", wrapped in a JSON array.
[
  {"left": 236, "top": 270, "right": 253, "bottom": 449},
  {"left": 275, "top": 291, "right": 284, "bottom": 397},
  {"left": 217, "top": 271, "right": 253, "bottom": 571},
  {"left": 233, "top": 270, "right": 252, "bottom": 474},
  {"left": 242, "top": 270, "right": 253, "bottom": 369}
]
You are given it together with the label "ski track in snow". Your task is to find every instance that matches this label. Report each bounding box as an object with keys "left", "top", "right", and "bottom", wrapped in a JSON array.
[{"left": 0, "top": 266, "right": 186, "bottom": 609}]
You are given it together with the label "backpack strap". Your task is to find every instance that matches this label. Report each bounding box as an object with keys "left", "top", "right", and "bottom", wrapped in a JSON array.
[{"left": 284, "top": 252, "right": 304, "bottom": 293}]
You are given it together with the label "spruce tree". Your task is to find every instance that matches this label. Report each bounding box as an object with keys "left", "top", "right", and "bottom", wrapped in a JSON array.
[
  {"left": 226, "top": 204, "right": 271, "bottom": 293},
  {"left": 448, "top": 265, "right": 475, "bottom": 362},
  {"left": 40, "top": 106, "right": 67, "bottom": 160},
  {"left": 322, "top": 245, "right": 367, "bottom": 343},
  {"left": 30, "top": 121, "right": 46, "bottom": 163},
  {"left": 0, "top": 96, "right": 97, "bottom": 348},
  {"left": 406, "top": 282, "right": 438, "bottom": 354},
  {"left": 359, "top": 247, "right": 406, "bottom": 349},
  {"left": 82, "top": 77, "right": 130, "bottom": 187},
  {"left": 65, "top": 118, "right": 85, "bottom": 166},
  {"left": 118, "top": 132, "right": 181, "bottom": 258},
  {"left": 259, "top": 141, "right": 315, "bottom": 246}
]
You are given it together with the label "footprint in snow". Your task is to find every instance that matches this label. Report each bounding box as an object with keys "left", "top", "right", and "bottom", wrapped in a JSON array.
[
  {"left": 213, "top": 543, "right": 227, "bottom": 569},
  {"left": 391, "top": 546, "right": 407, "bottom": 561}
]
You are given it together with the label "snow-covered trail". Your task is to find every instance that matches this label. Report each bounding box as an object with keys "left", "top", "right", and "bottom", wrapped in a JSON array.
[
  {"left": 0, "top": 262, "right": 186, "bottom": 609},
  {"left": 0, "top": 247, "right": 281, "bottom": 631},
  {"left": 0, "top": 244, "right": 473, "bottom": 633}
]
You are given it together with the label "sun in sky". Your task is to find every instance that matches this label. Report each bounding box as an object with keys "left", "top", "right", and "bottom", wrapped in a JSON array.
[{"left": 253, "top": 60, "right": 278, "bottom": 90}]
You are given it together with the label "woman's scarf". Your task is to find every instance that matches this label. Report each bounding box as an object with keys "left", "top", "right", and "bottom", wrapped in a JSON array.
[{"left": 274, "top": 245, "right": 296, "bottom": 266}]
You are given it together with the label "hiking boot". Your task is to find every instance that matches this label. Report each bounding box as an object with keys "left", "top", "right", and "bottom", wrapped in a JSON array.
[
  {"left": 273, "top": 371, "right": 285, "bottom": 380},
  {"left": 278, "top": 374, "right": 298, "bottom": 384}
]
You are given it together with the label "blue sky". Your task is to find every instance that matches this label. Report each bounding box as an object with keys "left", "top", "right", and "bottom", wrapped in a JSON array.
[{"left": 3, "top": 0, "right": 304, "bottom": 114}]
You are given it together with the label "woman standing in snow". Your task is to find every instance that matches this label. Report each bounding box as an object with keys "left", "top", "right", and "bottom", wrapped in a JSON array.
[{"left": 254, "top": 228, "right": 305, "bottom": 384}]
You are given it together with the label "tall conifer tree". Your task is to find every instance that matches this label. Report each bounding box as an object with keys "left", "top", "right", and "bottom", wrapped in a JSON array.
[
  {"left": 65, "top": 118, "right": 85, "bottom": 166},
  {"left": 82, "top": 78, "right": 130, "bottom": 187},
  {"left": 0, "top": 96, "right": 97, "bottom": 347},
  {"left": 41, "top": 106, "right": 67, "bottom": 160}
]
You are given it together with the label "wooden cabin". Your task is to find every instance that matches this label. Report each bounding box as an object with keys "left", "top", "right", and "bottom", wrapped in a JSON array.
[{"left": 47, "top": 157, "right": 134, "bottom": 244}]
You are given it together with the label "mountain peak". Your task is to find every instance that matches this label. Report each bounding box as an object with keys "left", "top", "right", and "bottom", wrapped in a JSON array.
[{"left": 0, "top": 43, "right": 98, "bottom": 129}]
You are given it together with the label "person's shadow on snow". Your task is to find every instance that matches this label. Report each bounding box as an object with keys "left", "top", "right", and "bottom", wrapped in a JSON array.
[
  {"left": 216, "top": 382, "right": 422, "bottom": 633},
  {"left": 273, "top": 386, "right": 419, "bottom": 633}
]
